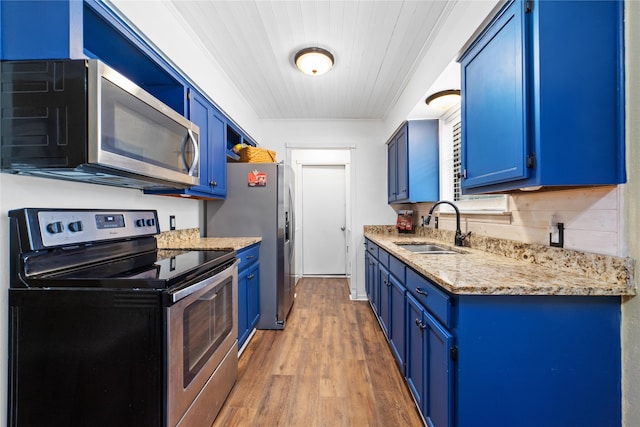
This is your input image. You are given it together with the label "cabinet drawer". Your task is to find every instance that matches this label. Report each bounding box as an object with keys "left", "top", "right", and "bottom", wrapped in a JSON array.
[
  {"left": 389, "top": 255, "right": 405, "bottom": 282},
  {"left": 237, "top": 243, "right": 260, "bottom": 272},
  {"left": 366, "top": 240, "right": 379, "bottom": 259},
  {"left": 405, "top": 268, "right": 451, "bottom": 328}
]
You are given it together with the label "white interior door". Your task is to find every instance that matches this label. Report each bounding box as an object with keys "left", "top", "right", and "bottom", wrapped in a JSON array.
[{"left": 301, "top": 164, "right": 347, "bottom": 275}]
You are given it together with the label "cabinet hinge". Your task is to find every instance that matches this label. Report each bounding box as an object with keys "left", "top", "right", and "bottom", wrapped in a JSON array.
[
  {"left": 525, "top": 0, "right": 534, "bottom": 13},
  {"left": 450, "top": 346, "right": 458, "bottom": 362},
  {"left": 526, "top": 153, "right": 536, "bottom": 169},
  {"left": 457, "top": 169, "right": 467, "bottom": 180}
]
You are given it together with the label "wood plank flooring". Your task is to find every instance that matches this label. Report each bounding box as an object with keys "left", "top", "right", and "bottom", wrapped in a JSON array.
[{"left": 212, "top": 277, "right": 424, "bottom": 427}]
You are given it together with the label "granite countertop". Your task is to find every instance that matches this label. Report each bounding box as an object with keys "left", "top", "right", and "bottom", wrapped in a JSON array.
[
  {"left": 156, "top": 228, "right": 261, "bottom": 251},
  {"left": 365, "top": 230, "right": 635, "bottom": 297}
]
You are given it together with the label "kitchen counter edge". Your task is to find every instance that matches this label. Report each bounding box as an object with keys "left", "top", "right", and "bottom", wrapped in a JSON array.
[
  {"left": 156, "top": 228, "right": 261, "bottom": 251},
  {"left": 365, "top": 233, "right": 635, "bottom": 297}
]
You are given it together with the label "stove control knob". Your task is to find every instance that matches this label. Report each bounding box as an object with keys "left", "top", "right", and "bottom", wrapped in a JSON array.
[
  {"left": 145, "top": 218, "right": 156, "bottom": 227},
  {"left": 135, "top": 219, "right": 146, "bottom": 227},
  {"left": 68, "top": 221, "right": 83, "bottom": 233},
  {"left": 46, "top": 221, "right": 64, "bottom": 234}
]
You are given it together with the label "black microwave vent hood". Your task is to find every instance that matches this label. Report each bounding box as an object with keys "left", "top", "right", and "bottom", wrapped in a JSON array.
[{"left": 3, "top": 165, "right": 193, "bottom": 191}]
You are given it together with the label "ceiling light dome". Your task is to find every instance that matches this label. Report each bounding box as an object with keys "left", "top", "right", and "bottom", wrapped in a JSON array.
[
  {"left": 295, "top": 47, "right": 334, "bottom": 76},
  {"left": 425, "top": 89, "right": 461, "bottom": 110}
]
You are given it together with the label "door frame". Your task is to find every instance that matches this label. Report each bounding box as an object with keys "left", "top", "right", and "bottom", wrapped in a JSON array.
[{"left": 287, "top": 147, "right": 355, "bottom": 297}]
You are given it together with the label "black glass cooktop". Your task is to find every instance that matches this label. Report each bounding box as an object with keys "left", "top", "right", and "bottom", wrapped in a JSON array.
[{"left": 22, "top": 248, "right": 236, "bottom": 290}]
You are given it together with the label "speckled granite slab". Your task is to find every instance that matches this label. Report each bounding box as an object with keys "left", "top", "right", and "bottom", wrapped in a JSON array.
[
  {"left": 156, "top": 228, "right": 261, "bottom": 251},
  {"left": 365, "top": 226, "right": 635, "bottom": 296}
]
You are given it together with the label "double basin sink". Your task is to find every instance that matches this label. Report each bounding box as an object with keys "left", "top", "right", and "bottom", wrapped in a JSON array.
[{"left": 396, "top": 243, "right": 462, "bottom": 255}]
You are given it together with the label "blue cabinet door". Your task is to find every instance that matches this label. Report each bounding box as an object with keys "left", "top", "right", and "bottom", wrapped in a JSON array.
[
  {"left": 395, "top": 127, "right": 409, "bottom": 201},
  {"left": 389, "top": 274, "right": 406, "bottom": 373},
  {"left": 460, "top": 0, "right": 527, "bottom": 189},
  {"left": 406, "top": 293, "right": 454, "bottom": 427},
  {"left": 237, "top": 267, "right": 249, "bottom": 348},
  {"left": 187, "top": 90, "right": 226, "bottom": 198},
  {"left": 207, "top": 108, "right": 227, "bottom": 197},
  {"left": 247, "top": 262, "right": 260, "bottom": 330},
  {"left": 379, "top": 265, "right": 391, "bottom": 336},
  {"left": 365, "top": 251, "right": 372, "bottom": 299},
  {"left": 370, "top": 257, "right": 380, "bottom": 316},
  {"left": 387, "top": 139, "right": 398, "bottom": 203},
  {"left": 406, "top": 293, "right": 426, "bottom": 411},
  {"left": 423, "top": 309, "right": 454, "bottom": 427}
]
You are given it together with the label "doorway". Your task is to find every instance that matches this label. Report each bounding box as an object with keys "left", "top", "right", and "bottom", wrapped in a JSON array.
[
  {"left": 301, "top": 164, "right": 347, "bottom": 276},
  {"left": 288, "top": 148, "right": 353, "bottom": 288}
]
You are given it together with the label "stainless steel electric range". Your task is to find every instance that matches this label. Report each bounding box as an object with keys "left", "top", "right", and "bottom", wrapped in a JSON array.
[{"left": 8, "top": 208, "right": 239, "bottom": 427}]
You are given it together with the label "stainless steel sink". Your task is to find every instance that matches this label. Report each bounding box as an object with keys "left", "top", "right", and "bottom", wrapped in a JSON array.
[{"left": 396, "top": 243, "right": 459, "bottom": 254}]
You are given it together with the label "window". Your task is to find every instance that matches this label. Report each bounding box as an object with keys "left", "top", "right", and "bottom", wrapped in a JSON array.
[{"left": 439, "top": 107, "right": 507, "bottom": 212}]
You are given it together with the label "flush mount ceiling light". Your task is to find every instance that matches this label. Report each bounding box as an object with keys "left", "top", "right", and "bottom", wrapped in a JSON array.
[
  {"left": 294, "top": 47, "right": 334, "bottom": 76},
  {"left": 425, "top": 89, "right": 461, "bottom": 110}
]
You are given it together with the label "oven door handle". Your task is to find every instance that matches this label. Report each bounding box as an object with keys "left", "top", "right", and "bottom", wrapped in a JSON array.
[{"left": 170, "top": 258, "right": 239, "bottom": 304}]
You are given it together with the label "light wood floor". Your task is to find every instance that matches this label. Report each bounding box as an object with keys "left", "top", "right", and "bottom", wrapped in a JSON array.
[{"left": 212, "top": 277, "right": 424, "bottom": 427}]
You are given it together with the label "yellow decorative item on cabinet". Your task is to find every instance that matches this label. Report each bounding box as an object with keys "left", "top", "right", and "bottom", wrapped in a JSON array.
[{"left": 237, "top": 146, "right": 277, "bottom": 163}]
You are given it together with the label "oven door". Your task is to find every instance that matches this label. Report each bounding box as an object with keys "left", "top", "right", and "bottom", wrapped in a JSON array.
[{"left": 166, "top": 259, "right": 239, "bottom": 427}]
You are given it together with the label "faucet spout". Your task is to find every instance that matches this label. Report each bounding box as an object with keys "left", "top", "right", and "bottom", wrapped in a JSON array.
[{"left": 425, "top": 200, "right": 470, "bottom": 246}]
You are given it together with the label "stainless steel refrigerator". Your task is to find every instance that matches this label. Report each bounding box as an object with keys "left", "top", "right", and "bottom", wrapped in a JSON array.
[{"left": 205, "top": 162, "right": 295, "bottom": 330}]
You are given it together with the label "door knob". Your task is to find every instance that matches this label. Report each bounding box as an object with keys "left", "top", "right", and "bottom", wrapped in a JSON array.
[{"left": 340, "top": 226, "right": 345, "bottom": 231}]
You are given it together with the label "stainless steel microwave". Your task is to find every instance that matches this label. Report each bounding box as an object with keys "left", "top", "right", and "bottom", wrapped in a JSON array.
[{"left": 0, "top": 59, "right": 200, "bottom": 190}]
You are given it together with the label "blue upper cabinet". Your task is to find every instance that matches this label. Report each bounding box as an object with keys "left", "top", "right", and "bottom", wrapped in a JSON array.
[
  {"left": 0, "top": 0, "right": 186, "bottom": 114},
  {"left": 387, "top": 120, "right": 439, "bottom": 204},
  {"left": 459, "top": 0, "right": 625, "bottom": 194}
]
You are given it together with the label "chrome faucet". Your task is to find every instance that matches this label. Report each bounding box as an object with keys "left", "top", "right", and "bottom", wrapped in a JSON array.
[{"left": 424, "top": 200, "right": 471, "bottom": 247}]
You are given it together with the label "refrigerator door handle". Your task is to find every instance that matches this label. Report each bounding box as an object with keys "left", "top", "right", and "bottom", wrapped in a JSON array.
[{"left": 285, "top": 212, "right": 290, "bottom": 241}]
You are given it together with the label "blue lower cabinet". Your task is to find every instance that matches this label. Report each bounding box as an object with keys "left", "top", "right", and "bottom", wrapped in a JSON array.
[
  {"left": 237, "top": 266, "right": 249, "bottom": 347},
  {"left": 364, "top": 241, "right": 621, "bottom": 426},
  {"left": 237, "top": 244, "right": 260, "bottom": 350}
]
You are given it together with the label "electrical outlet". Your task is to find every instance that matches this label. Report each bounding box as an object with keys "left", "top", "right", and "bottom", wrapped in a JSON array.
[{"left": 169, "top": 215, "right": 176, "bottom": 231}]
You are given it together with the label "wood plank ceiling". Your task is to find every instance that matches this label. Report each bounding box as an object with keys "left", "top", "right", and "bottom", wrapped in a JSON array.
[{"left": 169, "top": 0, "right": 458, "bottom": 120}]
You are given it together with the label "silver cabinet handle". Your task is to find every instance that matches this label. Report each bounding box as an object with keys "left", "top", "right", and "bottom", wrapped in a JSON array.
[{"left": 182, "top": 129, "right": 199, "bottom": 176}]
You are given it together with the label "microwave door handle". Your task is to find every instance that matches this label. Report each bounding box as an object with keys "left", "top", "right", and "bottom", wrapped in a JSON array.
[{"left": 182, "top": 129, "right": 200, "bottom": 176}]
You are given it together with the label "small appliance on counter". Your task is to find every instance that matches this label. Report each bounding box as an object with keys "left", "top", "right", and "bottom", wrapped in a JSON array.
[{"left": 396, "top": 210, "right": 415, "bottom": 233}]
